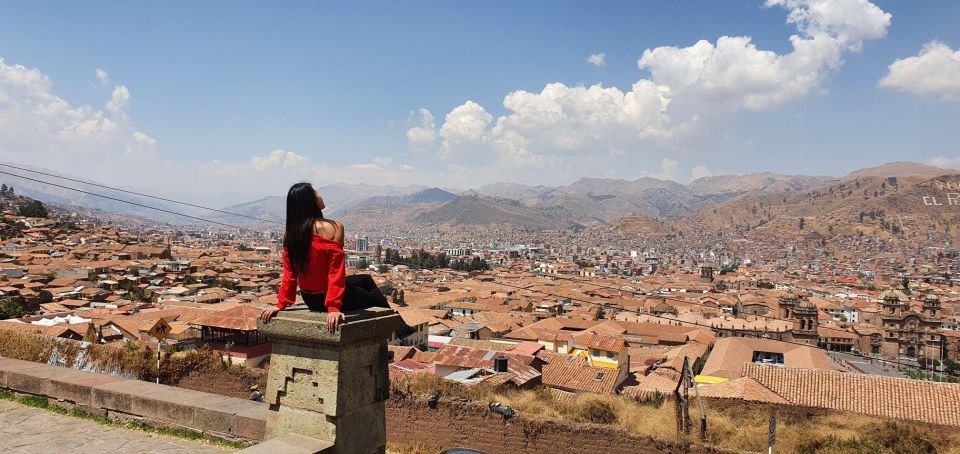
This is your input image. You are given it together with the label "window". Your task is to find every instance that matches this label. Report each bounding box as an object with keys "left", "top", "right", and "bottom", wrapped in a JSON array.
[
  {"left": 752, "top": 351, "right": 784, "bottom": 365},
  {"left": 606, "top": 351, "right": 614, "bottom": 359}
]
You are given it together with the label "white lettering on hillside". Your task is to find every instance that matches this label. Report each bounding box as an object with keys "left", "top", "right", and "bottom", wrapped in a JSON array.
[{"left": 923, "top": 194, "right": 960, "bottom": 206}]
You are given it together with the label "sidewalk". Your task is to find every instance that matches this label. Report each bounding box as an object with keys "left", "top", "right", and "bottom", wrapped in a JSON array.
[{"left": 0, "top": 400, "right": 229, "bottom": 453}]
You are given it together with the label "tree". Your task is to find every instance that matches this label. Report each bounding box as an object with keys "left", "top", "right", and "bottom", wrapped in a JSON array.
[
  {"left": 380, "top": 280, "right": 396, "bottom": 297},
  {"left": 593, "top": 306, "right": 606, "bottom": 320},
  {"left": 38, "top": 290, "right": 53, "bottom": 304},
  {"left": 945, "top": 359, "right": 960, "bottom": 375},
  {"left": 357, "top": 258, "right": 370, "bottom": 270},
  {"left": 17, "top": 200, "right": 48, "bottom": 218},
  {"left": 902, "top": 277, "right": 911, "bottom": 295},
  {"left": 798, "top": 218, "right": 805, "bottom": 230},
  {"left": 374, "top": 244, "right": 383, "bottom": 261},
  {"left": 0, "top": 299, "right": 24, "bottom": 320}
]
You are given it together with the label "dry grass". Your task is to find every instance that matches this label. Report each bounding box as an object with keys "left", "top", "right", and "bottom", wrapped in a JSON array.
[
  {"left": 386, "top": 442, "right": 443, "bottom": 454},
  {"left": 0, "top": 331, "right": 261, "bottom": 396},
  {"left": 392, "top": 374, "right": 960, "bottom": 454}
]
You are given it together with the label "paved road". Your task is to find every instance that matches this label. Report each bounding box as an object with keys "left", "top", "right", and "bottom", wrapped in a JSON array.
[
  {"left": 0, "top": 400, "right": 229, "bottom": 453},
  {"left": 832, "top": 352, "right": 908, "bottom": 378}
]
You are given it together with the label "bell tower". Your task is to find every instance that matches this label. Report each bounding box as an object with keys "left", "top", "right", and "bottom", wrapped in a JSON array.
[{"left": 792, "top": 297, "right": 819, "bottom": 346}]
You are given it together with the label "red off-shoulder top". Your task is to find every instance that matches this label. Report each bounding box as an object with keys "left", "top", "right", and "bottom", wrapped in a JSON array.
[{"left": 276, "top": 235, "right": 346, "bottom": 312}]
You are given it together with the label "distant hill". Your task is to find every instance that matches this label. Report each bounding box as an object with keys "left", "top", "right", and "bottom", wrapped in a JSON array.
[
  {"left": 5, "top": 160, "right": 949, "bottom": 232},
  {"left": 475, "top": 182, "right": 554, "bottom": 200},
  {"left": 657, "top": 172, "right": 960, "bottom": 243},
  {"left": 0, "top": 163, "right": 199, "bottom": 223},
  {"left": 610, "top": 214, "right": 671, "bottom": 236},
  {"left": 212, "top": 182, "right": 426, "bottom": 224},
  {"left": 412, "top": 196, "right": 566, "bottom": 228},
  {"left": 334, "top": 188, "right": 459, "bottom": 225},
  {"left": 844, "top": 162, "right": 950, "bottom": 180},
  {"left": 404, "top": 187, "right": 459, "bottom": 204},
  {"left": 688, "top": 172, "right": 832, "bottom": 198},
  {"left": 214, "top": 195, "right": 286, "bottom": 224}
]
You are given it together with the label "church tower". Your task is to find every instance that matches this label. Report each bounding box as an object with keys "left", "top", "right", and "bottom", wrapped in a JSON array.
[
  {"left": 779, "top": 289, "right": 799, "bottom": 319},
  {"left": 879, "top": 288, "right": 907, "bottom": 317},
  {"left": 792, "top": 296, "right": 819, "bottom": 346},
  {"left": 923, "top": 293, "right": 941, "bottom": 318}
]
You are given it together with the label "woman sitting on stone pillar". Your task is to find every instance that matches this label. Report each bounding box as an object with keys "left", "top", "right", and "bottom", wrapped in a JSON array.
[{"left": 261, "top": 182, "right": 388, "bottom": 332}]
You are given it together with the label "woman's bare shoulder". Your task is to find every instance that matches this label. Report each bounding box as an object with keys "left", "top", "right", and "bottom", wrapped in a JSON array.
[{"left": 314, "top": 219, "right": 345, "bottom": 243}]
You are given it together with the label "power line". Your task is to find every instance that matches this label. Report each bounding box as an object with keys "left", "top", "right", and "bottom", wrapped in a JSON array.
[
  {"left": 0, "top": 169, "right": 253, "bottom": 230},
  {"left": 0, "top": 162, "right": 283, "bottom": 225},
  {"left": 0, "top": 165, "right": 951, "bottom": 372}
]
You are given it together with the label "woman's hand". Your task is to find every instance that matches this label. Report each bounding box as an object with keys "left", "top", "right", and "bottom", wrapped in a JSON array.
[
  {"left": 326, "top": 312, "right": 345, "bottom": 333},
  {"left": 261, "top": 307, "right": 281, "bottom": 323}
]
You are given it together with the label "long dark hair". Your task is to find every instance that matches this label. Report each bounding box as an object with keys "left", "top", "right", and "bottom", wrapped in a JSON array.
[{"left": 284, "top": 182, "right": 324, "bottom": 275}]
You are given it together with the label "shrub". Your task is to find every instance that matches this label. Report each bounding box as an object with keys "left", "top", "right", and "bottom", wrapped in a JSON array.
[{"left": 575, "top": 396, "right": 618, "bottom": 424}]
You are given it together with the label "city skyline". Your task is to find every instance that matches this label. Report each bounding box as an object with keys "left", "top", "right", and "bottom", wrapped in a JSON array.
[{"left": 1, "top": 0, "right": 959, "bottom": 201}]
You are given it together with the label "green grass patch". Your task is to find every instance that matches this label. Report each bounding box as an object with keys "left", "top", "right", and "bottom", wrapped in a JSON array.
[{"left": 18, "top": 394, "right": 49, "bottom": 409}]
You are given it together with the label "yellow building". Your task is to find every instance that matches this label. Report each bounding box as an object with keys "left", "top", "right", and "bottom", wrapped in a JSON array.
[{"left": 571, "top": 334, "right": 628, "bottom": 370}]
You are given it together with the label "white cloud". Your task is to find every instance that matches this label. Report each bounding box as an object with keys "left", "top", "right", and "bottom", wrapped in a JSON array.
[
  {"left": 641, "top": 158, "right": 682, "bottom": 182},
  {"left": 0, "top": 57, "right": 157, "bottom": 186},
  {"left": 408, "top": 0, "right": 891, "bottom": 174},
  {"left": 641, "top": 0, "right": 890, "bottom": 110},
  {"left": 106, "top": 85, "right": 130, "bottom": 119},
  {"left": 0, "top": 55, "right": 469, "bottom": 194},
  {"left": 880, "top": 41, "right": 960, "bottom": 102},
  {"left": 249, "top": 149, "right": 309, "bottom": 171},
  {"left": 691, "top": 165, "right": 714, "bottom": 180},
  {"left": 406, "top": 108, "right": 436, "bottom": 152},
  {"left": 94, "top": 68, "right": 109, "bottom": 86},
  {"left": 930, "top": 156, "right": 960, "bottom": 170},
  {"left": 439, "top": 101, "right": 492, "bottom": 159},
  {"left": 587, "top": 53, "right": 606, "bottom": 67}
]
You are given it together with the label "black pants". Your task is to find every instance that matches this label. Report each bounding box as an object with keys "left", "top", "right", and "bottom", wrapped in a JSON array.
[{"left": 301, "top": 274, "right": 388, "bottom": 312}]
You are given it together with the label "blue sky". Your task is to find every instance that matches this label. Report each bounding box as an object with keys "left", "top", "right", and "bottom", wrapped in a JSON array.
[{"left": 1, "top": 0, "right": 959, "bottom": 198}]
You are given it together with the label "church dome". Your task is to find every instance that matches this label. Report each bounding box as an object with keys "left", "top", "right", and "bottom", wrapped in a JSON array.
[
  {"left": 797, "top": 297, "right": 816, "bottom": 310},
  {"left": 879, "top": 288, "right": 908, "bottom": 303},
  {"left": 780, "top": 289, "right": 799, "bottom": 303}
]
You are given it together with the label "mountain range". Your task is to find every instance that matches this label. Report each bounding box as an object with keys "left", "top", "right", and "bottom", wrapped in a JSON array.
[{"left": 2, "top": 161, "right": 954, "bottom": 233}]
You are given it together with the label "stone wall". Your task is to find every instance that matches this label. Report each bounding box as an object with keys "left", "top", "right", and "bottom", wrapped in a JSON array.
[
  {"left": 0, "top": 357, "right": 268, "bottom": 443},
  {"left": 386, "top": 397, "right": 723, "bottom": 454},
  {"left": 2, "top": 352, "right": 732, "bottom": 453}
]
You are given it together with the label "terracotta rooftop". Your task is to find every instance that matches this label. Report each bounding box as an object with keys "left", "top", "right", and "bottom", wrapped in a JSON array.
[
  {"left": 700, "top": 337, "right": 839, "bottom": 379},
  {"left": 743, "top": 363, "right": 960, "bottom": 427},
  {"left": 188, "top": 305, "right": 261, "bottom": 331},
  {"left": 541, "top": 355, "right": 622, "bottom": 394}
]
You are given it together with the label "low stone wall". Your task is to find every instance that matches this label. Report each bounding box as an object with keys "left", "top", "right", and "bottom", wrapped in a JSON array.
[
  {"left": 1, "top": 355, "right": 726, "bottom": 452},
  {"left": 0, "top": 357, "right": 268, "bottom": 443},
  {"left": 386, "top": 397, "right": 724, "bottom": 454}
]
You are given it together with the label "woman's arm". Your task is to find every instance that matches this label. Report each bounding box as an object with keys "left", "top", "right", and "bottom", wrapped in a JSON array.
[
  {"left": 325, "top": 247, "right": 346, "bottom": 313},
  {"left": 262, "top": 249, "right": 297, "bottom": 322}
]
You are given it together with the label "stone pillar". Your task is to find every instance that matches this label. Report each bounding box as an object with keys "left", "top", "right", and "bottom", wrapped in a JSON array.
[{"left": 257, "top": 307, "right": 400, "bottom": 454}]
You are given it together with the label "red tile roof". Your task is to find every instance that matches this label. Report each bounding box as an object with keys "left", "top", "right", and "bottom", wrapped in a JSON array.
[
  {"left": 743, "top": 363, "right": 960, "bottom": 427},
  {"left": 541, "top": 355, "right": 622, "bottom": 394},
  {"left": 188, "top": 305, "right": 261, "bottom": 331}
]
